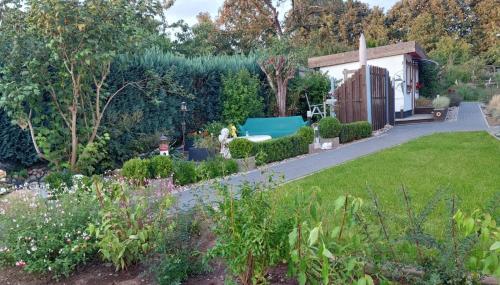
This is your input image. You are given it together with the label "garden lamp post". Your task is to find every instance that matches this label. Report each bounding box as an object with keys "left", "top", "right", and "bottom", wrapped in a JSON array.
[
  {"left": 159, "top": 135, "right": 170, "bottom": 156},
  {"left": 180, "top": 102, "right": 188, "bottom": 151}
]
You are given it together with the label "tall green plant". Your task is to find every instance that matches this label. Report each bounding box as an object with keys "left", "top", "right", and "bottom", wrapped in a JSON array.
[{"left": 222, "top": 69, "right": 264, "bottom": 125}]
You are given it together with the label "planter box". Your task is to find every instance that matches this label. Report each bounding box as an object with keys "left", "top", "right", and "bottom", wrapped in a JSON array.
[
  {"left": 236, "top": 156, "right": 256, "bottom": 172},
  {"left": 188, "top": 148, "right": 213, "bottom": 161},
  {"left": 433, "top": 108, "right": 448, "bottom": 121},
  {"left": 320, "top": 137, "right": 340, "bottom": 148},
  {"left": 415, "top": 107, "right": 434, "bottom": 114}
]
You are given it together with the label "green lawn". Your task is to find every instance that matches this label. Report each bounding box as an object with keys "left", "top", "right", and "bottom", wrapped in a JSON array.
[{"left": 273, "top": 131, "right": 500, "bottom": 235}]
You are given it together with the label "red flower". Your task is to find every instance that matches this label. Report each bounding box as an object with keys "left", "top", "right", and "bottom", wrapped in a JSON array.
[{"left": 416, "top": 82, "right": 423, "bottom": 89}]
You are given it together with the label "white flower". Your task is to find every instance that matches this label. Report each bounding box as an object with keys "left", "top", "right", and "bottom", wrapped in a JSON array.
[{"left": 31, "top": 246, "right": 37, "bottom": 252}]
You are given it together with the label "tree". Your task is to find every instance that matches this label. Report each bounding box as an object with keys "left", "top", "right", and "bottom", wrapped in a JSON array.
[
  {"left": 0, "top": 0, "right": 173, "bottom": 170},
  {"left": 363, "top": 6, "right": 389, "bottom": 47}
]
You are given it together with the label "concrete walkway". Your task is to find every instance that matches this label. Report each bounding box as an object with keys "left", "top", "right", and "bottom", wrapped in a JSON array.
[{"left": 176, "top": 102, "right": 490, "bottom": 209}]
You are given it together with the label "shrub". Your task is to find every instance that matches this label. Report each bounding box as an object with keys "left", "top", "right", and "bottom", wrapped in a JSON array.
[
  {"left": 318, "top": 117, "right": 341, "bottom": 139},
  {"left": 415, "top": 97, "right": 433, "bottom": 107},
  {"left": 207, "top": 182, "right": 290, "bottom": 284},
  {"left": 228, "top": 138, "right": 254, "bottom": 159},
  {"left": 222, "top": 69, "right": 264, "bottom": 125},
  {"left": 173, "top": 160, "right": 198, "bottom": 186},
  {"left": 76, "top": 133, "right": 110, "bottom": 176},
  {"left": 150, "top": 156, "right": 173, "bottom": 178},
  {"left": 487, "top": 95, "right": 500, "bottom": 119},
  {"left": 296, "top": 126, "right": 314, "bottom": 144},
  {"left": 456, "top": 85, "right": 488, "bottom": 102},
  {"left": 196, "top": 156, "right": 239, "bottom": 180},
  {"left": 255, "top": 150, "right": 268, "bottom": 166},
  {"left": 253, "top": 134, "right": 309, "bottom": 164},
  {"left": 432, "top": 96, "right": 451, "bottom": 109},
  {"left": 203, "top": 121, "right": 225, "bottom": 137},
  {"left": 122, "top": 158, "right": 150, "bottom": 182},
  {"left": 44, "top": 171, "right": 74, "bottom": 196},
  {"left": 88, "top": 180, "right": 173, "bottom": 271},
  {"left": 0, "top": 191, "right": 98, "bottom": 279},
  {"left": 339, "top": 121, "right": 372, "bottom": 143}
]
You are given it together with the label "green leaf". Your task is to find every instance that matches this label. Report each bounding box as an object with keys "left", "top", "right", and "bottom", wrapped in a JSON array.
[
  {"left": 289, "top": 228, "right": 298, "bottom": 247},
  {"left": 298, "top": 272, "right": 307, "bottom": 285},
  {"left": 309, "top": 226, "right": 320, "bottom": 246},
  {"left": 490, "top": 241, "right": 500, "bottom": 251},
  {"left": 334, "top": 196, "right": 346, "bottom": 212}
]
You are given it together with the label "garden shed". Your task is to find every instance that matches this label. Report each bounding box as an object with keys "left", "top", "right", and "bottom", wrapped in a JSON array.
[{"left": 309, "top": 41, "right": 428, "bottom": 118}]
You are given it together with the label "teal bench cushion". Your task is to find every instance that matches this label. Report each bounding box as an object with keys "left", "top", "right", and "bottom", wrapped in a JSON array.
[{"left": 238, "top": 116, "right": 307, "bottom": 138}]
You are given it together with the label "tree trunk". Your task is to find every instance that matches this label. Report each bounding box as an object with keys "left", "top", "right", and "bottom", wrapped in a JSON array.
[
  {"left": 277, "top": 80, "right": 287, "bottom": 117},
  {"left": 70, "top": 104, "right": 78, "bottom": 170}
]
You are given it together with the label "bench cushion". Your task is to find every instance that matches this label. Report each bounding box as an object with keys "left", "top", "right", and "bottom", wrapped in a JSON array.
[{"left": 238, "top": 116, "right": 307, "bottom": 138}]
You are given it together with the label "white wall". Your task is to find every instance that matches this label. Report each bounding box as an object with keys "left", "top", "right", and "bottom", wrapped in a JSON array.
[{"left": 319, "top": 54, "right": 410, "bottom": 112}]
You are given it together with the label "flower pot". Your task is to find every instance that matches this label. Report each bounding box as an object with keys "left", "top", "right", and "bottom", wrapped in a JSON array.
[
  {"left": 188, "top": 148, "right": 213, "bottom": 161},
  {"left": 433, "top": 108, "right": 448, "bottom": 121},
  {"left": 236, "top": 156, "right": 256, "bottom": 172},
  {"left": 415, "top": 107, "right": 434, "bottom": 114},
  {"left": 320, "top": 137, "right": 340, "bottom": 149}
]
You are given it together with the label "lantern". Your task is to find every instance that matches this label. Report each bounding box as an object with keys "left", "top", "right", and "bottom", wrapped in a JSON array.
[
  {"left": 180, "top": 102, "right": 188, "bottom": 151},
  {"left": 159, "top": 135, "right": 170, "bottom": 156}
]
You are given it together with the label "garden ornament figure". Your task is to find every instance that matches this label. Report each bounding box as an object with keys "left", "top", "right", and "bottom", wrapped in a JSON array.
[
  {"left": 229, "top": 124, "right": 237, "bottom": 138},
  {"left": 218, "top": 128, "right": 231, "bottom": 159}
]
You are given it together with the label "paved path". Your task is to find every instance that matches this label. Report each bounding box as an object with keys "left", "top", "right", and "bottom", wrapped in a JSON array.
[{"left": 175, "top": 102, "right": 490, "bottom": 209}]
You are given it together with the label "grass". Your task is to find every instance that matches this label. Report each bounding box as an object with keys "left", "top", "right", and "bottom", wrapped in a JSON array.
[{"left": 272, "top": 131, "right": 500, "bottom": 237}]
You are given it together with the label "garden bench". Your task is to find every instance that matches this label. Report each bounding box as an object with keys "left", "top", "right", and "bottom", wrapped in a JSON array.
[{"left": 238, "top": 116, "right": 307, "bottom": 138}]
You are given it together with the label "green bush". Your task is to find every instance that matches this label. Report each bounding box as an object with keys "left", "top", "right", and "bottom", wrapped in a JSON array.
[
  {"left": 432, "top": 96, "right": 451, "bottom": 109},
  {"left": 339, "top": 121, "right": 372, "bottom": 143},
  {"left": 173, "top": 160, "right": 198, "bottom": 186},
  {"left": 44, "top": 171, "right": 74, "bottom": 195},
  {"left": 296, "top": 126, "right": 314, "bottom": 144},
  {"left": 150, "top": 156, "right": 173, "bottom": 178},
  {"left": 318, "top": 117, "right": 341, "bottom": 139},
  {"left": 196, "top": 156, "right": 239, "bottom": 180},
  {"left": 456, "top": 85, "right": 488, "bottom": 102},
  {"left": 253, "top": 134, "right": 309, "bottom": 164},
  {"left": 228, "top": 138, "right": 254, "bottom": 159},
  {"left": 221, "top": 69, "right": 264, "bottom": 125},
  {"left": 0, "top": 191, "right": 98, "bottom": 279},
  {"left": 121, "top": 158, "right": 151, "bottom": 182}
]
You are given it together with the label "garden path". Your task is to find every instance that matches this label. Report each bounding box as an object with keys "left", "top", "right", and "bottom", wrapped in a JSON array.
[{"left": 175, "top": 102, "right": 489, "bottom": 210}]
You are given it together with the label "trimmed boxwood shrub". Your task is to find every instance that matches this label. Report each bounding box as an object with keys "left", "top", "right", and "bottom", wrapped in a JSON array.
[
  {"left": 149, "top": 155, "right": 173, "bottom": 178},
  {"left": 122, "top": 158, "right": 150, "bottom": 181},
  {"left": 339, "top": 121, "right": 372, "bottom": 143},
  {"left": 173, "top": 160, "right": 198, "bottom": 186},
  {"left": 228, "top": 138, "right": 254, "bottom": 159},
  {"left": 296, "top": 126, "right": 314, "bottom": 144},
  {"left": 196, "top": 156, "right": 239, "bottom": 180},
  {"left": 253, "top": 134, "right": 309, "bottom": 164},
  {"left": 319, "top": 117, "right": 341, "bottom": 138}
]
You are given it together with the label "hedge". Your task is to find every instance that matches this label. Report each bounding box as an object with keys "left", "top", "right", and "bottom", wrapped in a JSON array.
[
  {"left": 318, "top": 117, "right": 341, "bottom": 138},
  {"left": 253, "top": 134, "right": 309, "bottom": 163},
  {"left": 339, "top": 121, "right": 372, "bottom": 143}
]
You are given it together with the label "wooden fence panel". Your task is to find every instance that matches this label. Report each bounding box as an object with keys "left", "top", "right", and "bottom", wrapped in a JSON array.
[{"left": 334, "top": 65, "right": 394, "bottom": 131}]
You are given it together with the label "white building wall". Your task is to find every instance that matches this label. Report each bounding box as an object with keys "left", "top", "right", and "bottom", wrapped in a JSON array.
[{"left": 319, "top": 54, "right": 410, "bottom": 112}]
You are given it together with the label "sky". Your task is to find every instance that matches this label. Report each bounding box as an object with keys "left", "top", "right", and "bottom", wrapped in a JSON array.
[{"left": 165, "top": 0, "right": 400, "bottom": 26}]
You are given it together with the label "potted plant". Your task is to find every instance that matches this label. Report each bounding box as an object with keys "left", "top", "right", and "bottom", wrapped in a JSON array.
[
  {"left": 228, "top": 138, "right": 256, "bottom": 171},
  {"left": 318, "top": 117, "right": 340, "bottom": 149},
  {"left": 189, "top": 134, "right": 219, "bottom": 161},
  {"left": 432, "top": 95, "right": 450, "bottom": 121}
]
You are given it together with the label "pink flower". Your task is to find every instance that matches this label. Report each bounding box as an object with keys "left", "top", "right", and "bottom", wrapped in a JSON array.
[{"left": 15, "top": 260, "right": 26, "bottom": 267}]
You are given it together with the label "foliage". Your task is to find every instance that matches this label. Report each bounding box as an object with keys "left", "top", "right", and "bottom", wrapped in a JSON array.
[
  {"left": 253, "top": 134, "right": 309, "bottom": 164},
  {"left": 288, "top": 192, "right": 373, "bottom": 285},
  {"left": 104, "top": 50, "right": 264, "bottom": 167},
  {"left": 487, "top": 95, "right": 500, "bottom": 119},
  {"left": 88, "top": 179, "right": 173, "bottom": 270},
  {"left": 319, "top": 117, "right": 341, "bottom": 139},
  {"left": 0, "top": 0, "right": 173, "bottom": 170},
  {"left": 0, "top": 191, "right": 99, "bottom": 279},
  {"left": 0, "top": 110, "right": 38, "bottom": 167},
  {"left": 456, "top": 85, "right": 488, "bottom": 102},
  {"left": 255, "top": 150, "right": 268, "bottom": 167},
  {"left": 206, "top": 182, "right": 290, "bottom": 284},
  {"left": 419, "top": 62, "right": 441, "bottom": 98},
  {"left": 196, "top": 156, "right": 239, "bottom": 180},
  {"left": 44, "top": 171, "right": 74, "bottom": 196},
  {"left": 296, "top": 126, "right": 314, "bottom": 145},
  {"left": 150, "top": 210, "right": 206, "bottom": 285},
  {"left": 172, "top": 160, "right": 198, "bottom": 186},
  {"left": 429, "top": 37, "right": 472, "bottom": 65},
  {"left": 432, "top": 96, "right": 451, "bottom": 109},
  {"left": 415, "top": 98, "right": 433, "bottom": 108},
  {"left": 289, "top": 71, "right": 330, "bottom": 116},
  {"left": 194, "top": 135, "right": 220, "bottom": 154},
  {"left": 121, "top": 158, "right": 151, "bottom": 183},
  {"left": 228, "top": 138, "right": 254, "bottom": 159},
  {"left": 221, "top": 69, "right": 264, "bottom": 125},
  {"left": 76, "top": 134, "right": 111, "bottom": 176},
  {"left": 149, "top": 156, "right": 173, "bottom": 179},
  {"left": 339, "top": 121, "right": 372, "bottom": 143},
  {"left": 203, "top": 121, "right": 226, "bottom": 137}
]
